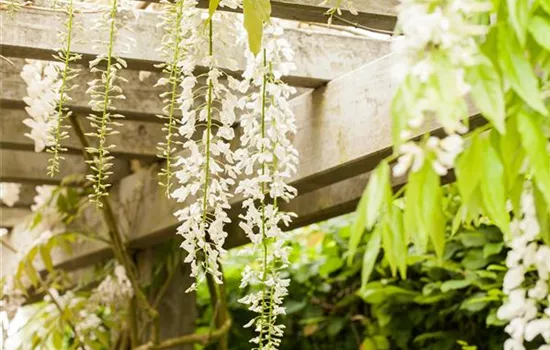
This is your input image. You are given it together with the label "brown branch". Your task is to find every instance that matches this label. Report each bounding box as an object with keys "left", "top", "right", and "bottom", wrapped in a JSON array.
[
  {"left": 132, "top": 318, "right": 232, "bottom": 350},
  {"left": 68, "top": 114, "right": 159, "bottom": 342}
]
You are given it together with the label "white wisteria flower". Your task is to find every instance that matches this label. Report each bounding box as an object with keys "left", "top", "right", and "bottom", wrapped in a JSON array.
[
  {"left": 20, "top": 60, "right": 61, "bottom": 153},
  {"left": 171, "top": 8, "right": 242, "bottom": 291},
  {"left": 91, "top": 264, "right": 134, "bottom": 305},
  {"left": 0, "top": 183, "right": 21, "bottom": 207},
  {"left": 391, "top": 0, "right": 491, "bottom": 176},
  {"left": 235, "top": 23, "right": 299, "bottom": 349},
  {"left": 498, "top": 183, "right": 550, "bottom": 348}
]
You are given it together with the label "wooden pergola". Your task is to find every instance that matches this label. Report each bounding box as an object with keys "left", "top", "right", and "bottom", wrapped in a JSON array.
[
  {"left": 0, "top": 0, "right": 479, "bottom": 341},
  {"left": 0, "top": 0, "right": 485, "bottom": 267}
]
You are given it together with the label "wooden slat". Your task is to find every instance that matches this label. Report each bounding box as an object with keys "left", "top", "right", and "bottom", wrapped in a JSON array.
[
  {"left": 147, "top": 0, "right": 398, "bottom": 32},
  {"left": 0, "top": 107, "right": 164, "bottom": 160},
  {"left": 0, "top": 149, "right": 131, "bottom": 184},
  {"left": 0, "top": 8, "right": 392, "bottom": 88},
  {"left": 0, "top": 207, "right": 32, "bottom": 228}
]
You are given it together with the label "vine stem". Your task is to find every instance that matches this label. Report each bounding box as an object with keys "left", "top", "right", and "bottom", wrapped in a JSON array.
[
  {"left": 68, "top": 114, "right": 159, "bottom": 345},
  {"left": 91, "top": 0, "right": 118, "bottom": 205},
  {"left": 160, "top": 0, "right": 185, "bottom": 195},
  {"left": 48, "top": 0, "right": 74, "bottom": 177},
  {"left": 258, "top": 48, "right": 272, "bottom": 349}
]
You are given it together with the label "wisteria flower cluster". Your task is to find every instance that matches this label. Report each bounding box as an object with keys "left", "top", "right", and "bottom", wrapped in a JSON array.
[
  {"left": 235, "top": 24, "right": 298, "bottom": 349},
  {"left": 171, "top": 7, "right": 242, "bottom": 292},
  {"left": 498, "top": 184, "right": 550, "bottom": 350},
  {"left": 91, "top": 264, "right": 134, "bottom": 305},
  {"left": 391, "top": 0, "right": 492, "bottom": 176},
  {"left": 46, "top": 0, "right": 82, "bottom": 177},
  {"left": 0, "top": 182, "right": 21, "bottom": 207},
  {"left": 20, "top": 60, "right": 61, "bottom": 153},
  {"left": 85, "top": 0, "right": 134, "bottom": 206}
]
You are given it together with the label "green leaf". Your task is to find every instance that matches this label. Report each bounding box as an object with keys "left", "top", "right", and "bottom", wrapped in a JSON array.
[
  {"left": 440, "top": 279, "right": 472, "bottom": 293},
  {"left": 479, "top": 137, "right": 510, "bottom": 238},
  {"left": 529, "top": 15, "right": 550, "bottom": 51},
  {"left": 456, "top": 134, "right": 483, "bottom": 206},
  {"left": 534, "top": 181, "right": 550, "bottom": 245},
  {"left": 421, "top": 165, "right": 446, "bottom": 259},
  {"left": 483, "top": 242, "right": 504, "bottom": 258},
  {"left": 40, "top": 246, "right": 54, "bottom": 272},
  {"left": 357, "top": 282, "right": 418, "bottom": 304},
  {"left": 365, "top": 160, "right": 391, "bottom": 231},
  {"left": 466, "top": 59, "right": 505, "bottom": 133},
  {"left": 497, "top": 117, "right": 526, "bottom": 192},
  {"left": 497, "top": 26, "right": 547, "bottom": 115},
  {"left": 243, "top": 0, "right": 271, "bottom": 55},
  {"left": 516, "top": 111, "right": 550, "bottom": 206},
  {"left": 208, "top": 0, "right": 220, "bottom": 19},
  {"left": 404, "top": 169, "right": 427, "bottom": 253},
  {"left": 541, "top": 0, "right": 550, "bottom": 14},
  {"left": 507, "top": 0, "right": 529, "bottom": 46},
  {"left": 361, "top": 228, "right": 381, "bottom": 287},
  {"left": 348, "top": 186, "right": 368, "bottom": 265},
  {"left": 391, "top": 76, "right": 419, "bottom": 148}
]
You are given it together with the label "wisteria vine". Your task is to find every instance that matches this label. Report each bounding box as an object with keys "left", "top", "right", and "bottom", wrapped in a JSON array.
[
  {"left": 85, "top": 0, "right": 127, "bottom": 207},
  {"left": 236, "top": 25, "right": 298, "bottom": 349},
  {"left": 171, "top": 8, "right": 240, "bottom": 291}
]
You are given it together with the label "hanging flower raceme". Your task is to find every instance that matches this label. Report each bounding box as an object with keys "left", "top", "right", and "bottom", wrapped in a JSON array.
[
  {"left": 0, "top": 183, "right": 21, "bottom": 207},
  {"left": 155, "top": 0, "right": 196, "bottom": 196},
  {"left": 390, "top": 0, "right": 492, "bottom": 176},
  {"left": 46, "top": 0, "right": 82, "bottom": 177},
  {"left": 91, "top": 264, "right": 134, "bottom": 306},
  {"left": 235, "top": 24, "right": 298, "bottom": 349},
  {"left": 20, "top": 60, "right": 61, "bottom": 153},
  {"left": 85, "top": 0, "right": 133, "bottom": 206},
  {"left": 171, "top": 7, "right": 242, "bottom": 292},
  {"left": 498, "top": 183, "right": 550, "bottom": 350}
]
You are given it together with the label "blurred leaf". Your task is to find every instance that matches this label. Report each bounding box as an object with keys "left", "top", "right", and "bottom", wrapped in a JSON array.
[
  {"left": 358, "top": 282, "right": 419, "bottom": 304},
  {"left": 466, "top": 58, "right": 505, "bottom": 133},
  {"left": 479, "top": 136, "right": 510, "bottom": 238},
  {"left": 440, "top": 279, "right": 472, "bottom": 293},
  {"left": 285, "top": 300, "right": 307, "bottom": 314},
  {"left": 365, "top": 160, "right": 391, "bottom": 231},
  {"left": 507, "top": 0, "right": 529, "bottom": 46},
  {"left": 327, "top": 317, "right": 346, "bottom": 336},
  {"left": 456, "top": 133, "right": 483, "bottom": 205},
  {"left": 40, "top": 246, "right": 54, "bottom": 272},
  {"left": 483, "top": 242, "right": 504, "bottom": 258},
  {"left": 534, "top": 182, "right": 550, "bottom": 245},
  {"left": 361, "top": 228, "right": 381, "bottom": 287},
  {"left": 529, "top": 15, "right": 550, "bottom": 51},
  {"left": 497, "top": 26, "right": 547, "bottom": 115},
  {"left": 243, "top": 0, "right": 271, "bottom": 55},
  {"left": 208, "top": 0, "right": 220, "bottom": 19},
  {"left": 361, "top": 338, "right": 377, "bottom": 350},
  {"left": 349, "top": 185, "right": 369, "bottom": 265},
  {"left": 517, "top": 110, "right": 550, "bottom": 206}
]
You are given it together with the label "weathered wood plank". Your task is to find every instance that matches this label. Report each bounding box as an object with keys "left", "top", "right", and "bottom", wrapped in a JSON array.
[
  {"left": 0, "top": 149, "right": 131, "bottom": 184},
  {"left": 0, "top": 107, "right": 164, "bottom": 160},
  {"left": 0, "top": 8, "right": 392, "bottom": 87},
  {"left": 146, "top": 0, "right": 398, "bottom": 32},
  {"left": 0, "top": 207, "right": 32, "bottom": 228}
]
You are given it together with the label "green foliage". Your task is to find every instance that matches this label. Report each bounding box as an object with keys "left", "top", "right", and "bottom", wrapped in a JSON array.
[{"left": 242, "top": 0, "right": 271, "bottom": 55}]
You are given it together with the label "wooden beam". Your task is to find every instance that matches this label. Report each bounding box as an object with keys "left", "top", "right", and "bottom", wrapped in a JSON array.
[
  {"left": 2, "top": 54, "right": 482, "bottom": 272},
  {"left": 0, "top": 107, "right": 164, "bottom": 160},
  {"left": 0, "top": 207, "right": 32, "bottom": 228},
  {"left": 0, "top": 149, "right": 131, "bottom": 184},
  {"left": 146, "top": 0, "right": 398, "bottom": 32},
  {"left": 0, "top": 8, "right": 391, "bottom": 87}
]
